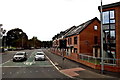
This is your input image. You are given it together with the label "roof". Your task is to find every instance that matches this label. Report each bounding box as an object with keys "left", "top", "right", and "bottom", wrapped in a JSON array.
[
  {"left": 64, "top": 17, "right": 100, "bottom": 38},
  {"left": 63, "top": 26, "right": 76, "bottom": 38},
  {"left": 98, "top": 2, "right": 120, "bottom": 10},
  {"left": 53, "top": 26, "right": 76, "bottom": 40}
]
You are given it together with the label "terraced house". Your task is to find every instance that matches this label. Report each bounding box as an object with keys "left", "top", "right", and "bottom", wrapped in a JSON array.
[
  {"left": 52, "top": 1, "right": 120, "bottom": 72},
  {"left": 52, "top": 17, "right": 101, "bottom": 68}
]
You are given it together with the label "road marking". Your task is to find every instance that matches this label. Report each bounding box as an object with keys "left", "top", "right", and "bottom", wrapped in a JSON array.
[
  {"left": 60, "top": 68, "right": 85, "bottom": 77},
  {"left": 1, "top": 59, "right": 12, "bottom": 66},
  {"left": 45, "top": 55, "right": 73, "bottom": 78}
]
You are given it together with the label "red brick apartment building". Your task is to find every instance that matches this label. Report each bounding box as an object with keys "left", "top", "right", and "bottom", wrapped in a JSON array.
[
  {"left": 98, "top": 2, "right": 120, "bottom": 70},
  {"left": 51, "top": 1, "right": 120, "bottom": 72}
]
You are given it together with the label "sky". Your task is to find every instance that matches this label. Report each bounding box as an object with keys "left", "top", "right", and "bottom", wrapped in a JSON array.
[{"left": 0, "top": 0, "right": 119, "bottom": 41}]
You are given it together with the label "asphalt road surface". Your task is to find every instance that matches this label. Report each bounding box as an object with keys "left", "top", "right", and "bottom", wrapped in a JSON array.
[{"left": 1, "top": 49, "right": 73, "bottom": 80}]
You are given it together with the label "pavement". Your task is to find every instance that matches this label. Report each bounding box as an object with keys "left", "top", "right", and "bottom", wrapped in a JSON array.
[{"left": 43, "top": 49, "right": 120, "bottom": 80}]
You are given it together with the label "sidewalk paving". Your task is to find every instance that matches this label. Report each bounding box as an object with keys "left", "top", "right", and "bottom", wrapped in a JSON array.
[{"left": 43, "top": 49, "right": 120, "bottom": 80}]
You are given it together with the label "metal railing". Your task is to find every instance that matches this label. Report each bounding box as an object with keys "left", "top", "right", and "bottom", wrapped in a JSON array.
[{"left": 79, "top": 54, "right": 120, "bottom": 66}]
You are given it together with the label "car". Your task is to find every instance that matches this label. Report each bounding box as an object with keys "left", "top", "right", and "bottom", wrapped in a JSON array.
[
  {"left": 35, "top": 52, "right": 45, "bottom": 61},
  {"left": 13, "top": 52, "right": 27, "bottom": 62}
]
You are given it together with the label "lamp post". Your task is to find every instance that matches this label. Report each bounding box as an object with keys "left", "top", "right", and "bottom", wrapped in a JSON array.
[
  {"left": 0, "top": 24, "right": 3, "bottom": 53},
  {"left": 100, "top": 0, "right": 104, "bottom": 74},
  {"left": 0, "top": 24, "right": 6, "bottom": 52}
]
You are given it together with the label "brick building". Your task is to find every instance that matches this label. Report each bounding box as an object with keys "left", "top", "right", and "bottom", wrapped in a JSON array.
[
  {"left": 52, "top": 17, "right": 101, "bottom": 59},
  {"left": 99, "top": 2, "right": 120, "bottom": 67},
  {"left": 51, "top": 2, "right": 120, "bottom": 72},
  {"left": 64, "top": 17, "right": 101, "bottom": 58}
]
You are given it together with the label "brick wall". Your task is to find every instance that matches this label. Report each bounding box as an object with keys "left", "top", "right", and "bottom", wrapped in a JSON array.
[{"left": 78, "top": 19, "right": 101, "bottom": 55}]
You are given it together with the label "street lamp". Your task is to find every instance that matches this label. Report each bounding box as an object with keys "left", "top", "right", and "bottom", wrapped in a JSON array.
[
  {"left": 0, "top": 24, "right": 6, "bottom": 51},
  {"left": 100, "top": 0, "right": 104, "bottom": 74}
]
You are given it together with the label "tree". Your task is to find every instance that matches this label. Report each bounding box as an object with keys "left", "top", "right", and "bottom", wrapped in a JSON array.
[
  {"left": 6, "top": 28, "right": 28, "bottom": 48},
  {"left": 41, "top": 41, "right": 52, "bottom": 48},
  {"left": 28, "top": 36, "right": 41, "bottom": 48}
]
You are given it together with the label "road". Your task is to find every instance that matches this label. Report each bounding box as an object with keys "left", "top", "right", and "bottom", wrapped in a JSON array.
[
  {"left": 1, "top": 49, "right": 119, "bottom": 80},
  {"left": 1, "top": 49, "right": 73, "bottom": 80}
]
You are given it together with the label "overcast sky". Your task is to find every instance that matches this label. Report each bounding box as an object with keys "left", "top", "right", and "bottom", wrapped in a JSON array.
[{"left": 0, "top": 0, "right": 119, "bottom": 41}]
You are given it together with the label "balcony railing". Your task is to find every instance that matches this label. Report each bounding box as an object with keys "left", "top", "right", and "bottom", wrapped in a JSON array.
[{"left": 79, "top": 54, "right": 120, "bottom": 66}]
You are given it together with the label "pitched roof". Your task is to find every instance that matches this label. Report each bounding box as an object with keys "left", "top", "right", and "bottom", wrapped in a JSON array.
[
  {"left": 63, "top": 26, "right": 76, "bottom": 38},
  {"left": 64, "top": 17, "right": 100, "bottom": 38}
]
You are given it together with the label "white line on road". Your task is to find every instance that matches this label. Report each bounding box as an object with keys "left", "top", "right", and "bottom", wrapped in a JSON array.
[
  {"left": 1, "top": 59, "right": 12, "bottom": 66},
  {"left": 46, "top": 55, "right": 73, "bottom": 78}
]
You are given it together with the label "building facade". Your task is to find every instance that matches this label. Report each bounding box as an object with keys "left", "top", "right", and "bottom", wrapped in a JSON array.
[
  {"left": 51, "top": 2, "right": 120, "bottom": 72},
  {"left": 99, "top": 2, "right": 120, "bottom": 67},
  {"left": 64, "top": 17, "right": 101, "bottom": 58},
  {"left": 52, "top": 17, "right": 101, "bottom": 61}
]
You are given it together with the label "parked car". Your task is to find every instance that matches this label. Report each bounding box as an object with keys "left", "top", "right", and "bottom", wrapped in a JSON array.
[
  {"left": 35, "top": 52, "right": 45, "bottom": 61},
  {"left": 13, "top": 52, "right": 27, "bottom": 62}
]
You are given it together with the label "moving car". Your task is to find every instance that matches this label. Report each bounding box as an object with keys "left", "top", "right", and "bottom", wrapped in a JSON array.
[
  {"left": 13, "top": 52, "right": 27, "bottom": 62},
  {"left": 35, "top": 52, "right": 45, "bottom": 61}
]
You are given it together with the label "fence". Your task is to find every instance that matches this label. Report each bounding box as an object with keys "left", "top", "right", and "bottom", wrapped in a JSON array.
[{"left": 79, "top": 54, "right": 120, "bottom": 66}]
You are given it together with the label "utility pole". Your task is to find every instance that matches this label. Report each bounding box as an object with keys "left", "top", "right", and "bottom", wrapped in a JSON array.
[{"left": 100, "top": 0, "right": 104, "bottom": 74}]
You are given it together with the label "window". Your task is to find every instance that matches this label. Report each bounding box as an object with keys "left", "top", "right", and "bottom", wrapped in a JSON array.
[
  {"left": 103, "top": 10, "right": 115, "bottom": 24},
  {"left": 94, "top": 36, "right": 98, "bottom": 44},
  {"left": 102, "top": 10, "right": 116, "bottom": 58},
  {"left": 110, "top": 30, "right": 115, "bottom": 39},
  {"left": 103, "top": 11, "right": 109, "bottom": 24},
  {"left": 70, "top": 38, "right": 72, "bottom": 45},
  {"left": 68, "top": 38, "right": 72, "bottom": 45},
  {"left": 94, "top": 26, "right": 98, "bottom": 30},
  {"left": 110, "top": 10, "right": 115, "bottom": 19},
  {"left": 68, "top": 38, "right": 70, "bottom": 45},
  {"left": 103, "top": 25, "right": 109, "bottom": 30},
  {"left": 74, "top": 48, "right": 77, "bottom": 53},
  {"left": 74, "top": 37, "right": 77, "bottom": 44}
]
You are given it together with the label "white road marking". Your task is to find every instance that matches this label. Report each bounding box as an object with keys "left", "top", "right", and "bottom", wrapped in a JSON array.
[
  {"left": 1, "top": 59, "right": 12, "bottom": 65},
  {"left": 45, "top": 55, "right": 73, "bottom": 78}
]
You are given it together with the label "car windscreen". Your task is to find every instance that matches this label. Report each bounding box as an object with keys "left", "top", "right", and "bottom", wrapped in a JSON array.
[
  {"left": 36, "top": 53, "right": 44, "bottom": 55},
  {"left": 15, "top": 53, "right": 24, "bottom": 55}
]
